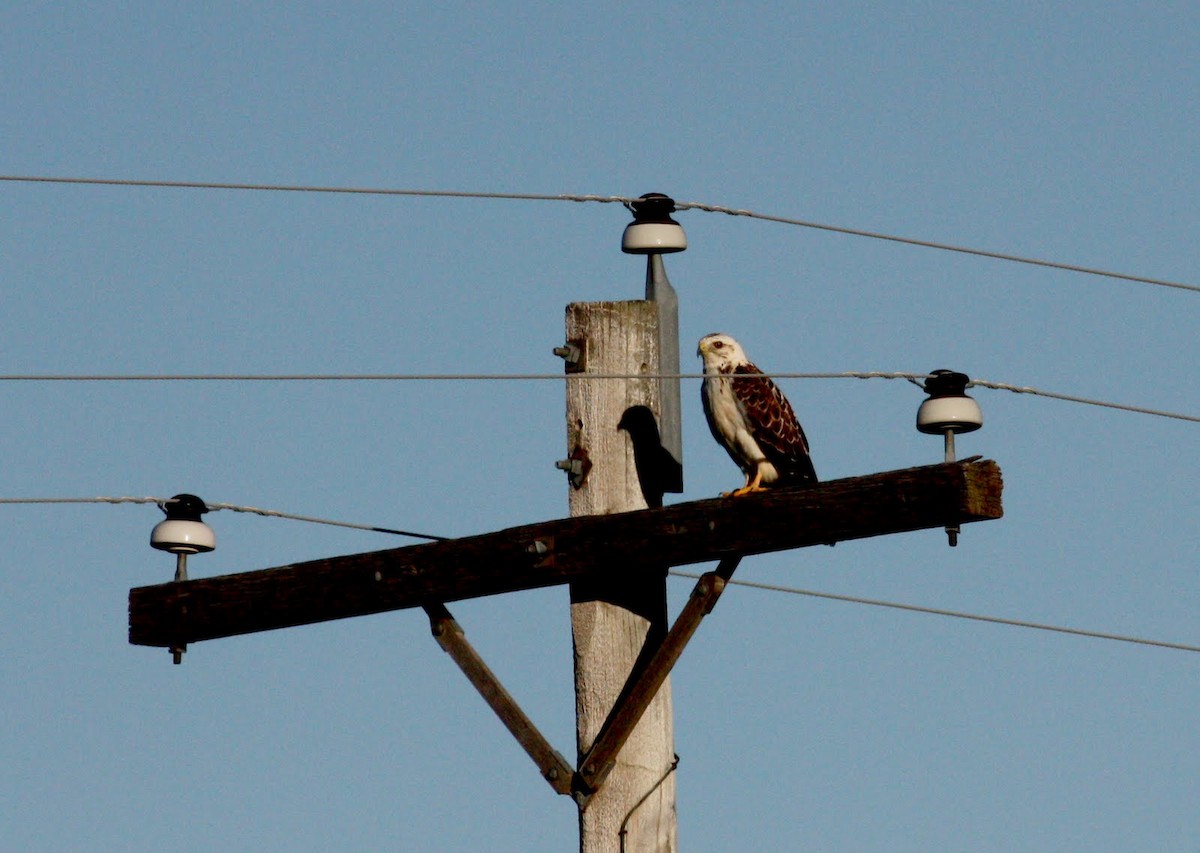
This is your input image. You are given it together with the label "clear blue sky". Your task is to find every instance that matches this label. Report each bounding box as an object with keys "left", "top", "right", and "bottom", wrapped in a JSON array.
[{"left": 4, "top": 4, "right": 1198, "bottom": 851}]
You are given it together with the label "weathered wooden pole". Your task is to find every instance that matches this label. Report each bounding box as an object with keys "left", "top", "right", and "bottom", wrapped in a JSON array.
[{"left": 565, "top": 299, "right": 678, "bottom": 852}]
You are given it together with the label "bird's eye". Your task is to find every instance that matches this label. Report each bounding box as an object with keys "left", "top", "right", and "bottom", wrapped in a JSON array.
[{"left": 712, "top": 340, "right": 724, "bottom": 349}]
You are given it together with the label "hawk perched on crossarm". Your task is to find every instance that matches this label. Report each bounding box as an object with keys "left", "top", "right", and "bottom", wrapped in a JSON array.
[{"left": 698, "top": 333, "right": 817, "bottom": 496}]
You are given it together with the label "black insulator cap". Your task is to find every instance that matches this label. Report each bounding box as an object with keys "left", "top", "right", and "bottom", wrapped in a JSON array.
[
  {"left": 628, "top": 192, "right": 680, "bottom": 224},
  {"left": 161, "top": 493, "right": 209, "bottom": 520},
  {"left": 922, "top": 369, "right": 972, "bottom": 398}
]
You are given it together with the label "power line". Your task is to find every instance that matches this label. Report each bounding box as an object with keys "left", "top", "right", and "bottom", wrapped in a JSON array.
[
  {"left": 3, "top": 174, "right": 1195, "bottom": 294},
  {"left": 677, "top": 200, "right": 1200, "bottom": 295},
  {"left": 669, "top": 571, "right": 1200, "bottom": 655},
  {"left": 0, "top": 370, "right": 919, "bottom": 381},
  {"left": 1, "top": 370, "right": 1195, "bottom": 424},
  {"left": 0, "top": 495, "right": 446, "bottom": 540},
  {"left": 206, "top": 500, "right": 448, "bottom": 540},
  {"left": 0, "top": 174, "right": 630, "bottom": 206},
  {"left": 967, "top": 378, "right": 1200, "bottom": 423}
]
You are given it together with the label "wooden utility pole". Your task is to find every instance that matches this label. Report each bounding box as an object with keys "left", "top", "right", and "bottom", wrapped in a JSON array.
[
  {"left": 564, "top": 300, "right": 677, "bottom": 852},
  {"left": 125, "top": 192, "right": 1005, "bottom": 849}
]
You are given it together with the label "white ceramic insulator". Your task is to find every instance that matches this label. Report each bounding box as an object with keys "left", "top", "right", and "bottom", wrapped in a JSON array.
[
  {"left": 151, "top": 518, "right": 216, "bottom": 554},
  {"left": 917, "top": 395, "right": 983, "bottom": 434},
  {"left": 621, "top": 221, "right": 687, "bottom": 254}
]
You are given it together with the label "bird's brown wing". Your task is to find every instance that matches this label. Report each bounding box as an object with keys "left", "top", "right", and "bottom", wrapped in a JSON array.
[{"left": 732, "top": 363, "right": 817, "bottom": 483}]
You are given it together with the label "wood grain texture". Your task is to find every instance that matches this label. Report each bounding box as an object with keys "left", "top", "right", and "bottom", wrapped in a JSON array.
[{"left": 565, "top": 300, "right": 677, "bottom": 852}]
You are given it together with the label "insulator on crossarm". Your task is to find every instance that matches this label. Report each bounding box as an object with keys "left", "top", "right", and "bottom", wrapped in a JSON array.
[
  {"left": 150, "top": 493, "right": 215, "bottom": 663},
  {"left": 916, "top": 371, "right": 983, "bottom": 546}
]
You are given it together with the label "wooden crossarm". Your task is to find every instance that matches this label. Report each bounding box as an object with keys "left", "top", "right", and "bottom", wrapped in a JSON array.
[{"left": 129, "top": 459, "right": 1002, "bottom": 649}]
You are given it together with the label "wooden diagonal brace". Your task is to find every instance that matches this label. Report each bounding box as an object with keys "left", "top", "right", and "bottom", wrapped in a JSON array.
[
  {"left": 423, "top": 553, "right": 743, "bottom": 806},
  {"left": 574, "top": 556, "right": 742, "bottom": 801},
  {"left": 424, "top": 603, "right": 574, "bottom": 795}
]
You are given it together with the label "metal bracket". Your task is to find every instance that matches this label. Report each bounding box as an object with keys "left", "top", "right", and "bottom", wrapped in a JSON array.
[
  {"left": 644, "top": 253, "right": 683, "bottom": 492},
  {"left": 553, "top": 338, "right": 587, "bottom": 374},
  {"left": 555, "top": 445, "right": 592, "bottom": 490}
]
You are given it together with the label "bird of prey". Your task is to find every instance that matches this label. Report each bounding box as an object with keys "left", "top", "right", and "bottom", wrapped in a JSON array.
[{"left": 697, "top": 333, "right": 817, "bottom": 495}]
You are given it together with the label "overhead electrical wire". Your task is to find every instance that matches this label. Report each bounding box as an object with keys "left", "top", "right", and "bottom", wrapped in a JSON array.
[
  {"left": 0, "top": 495, "right": 447, "bottom": 540},
  {"left": 3, "top": 174, "right": 1196, "bottom": 294},
  {"left": 204, "top": 500, "right": 449, "bottom": 540},
  {"left": 0, "top": 174, "right": 627, "bottom": 204},
  {"left": 1, "top": 370, "right": 1195, "bottom": 424},
  {"left": 675, "top": 200, "right": 1200, "bottom": 295},
  {"left": 965, "top": 378, "right": 1200, "bottom": 423},
  {"left": 0, "top": 370, "right": 921, "bottom": 382},
  {"left": 669, "top": 571, "right": 1200, "bottom": 655}
]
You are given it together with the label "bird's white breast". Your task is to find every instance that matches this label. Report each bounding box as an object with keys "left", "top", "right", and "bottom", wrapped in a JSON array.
[{"left": 704, "top": 375, "right": 768, "bottom": 466}]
